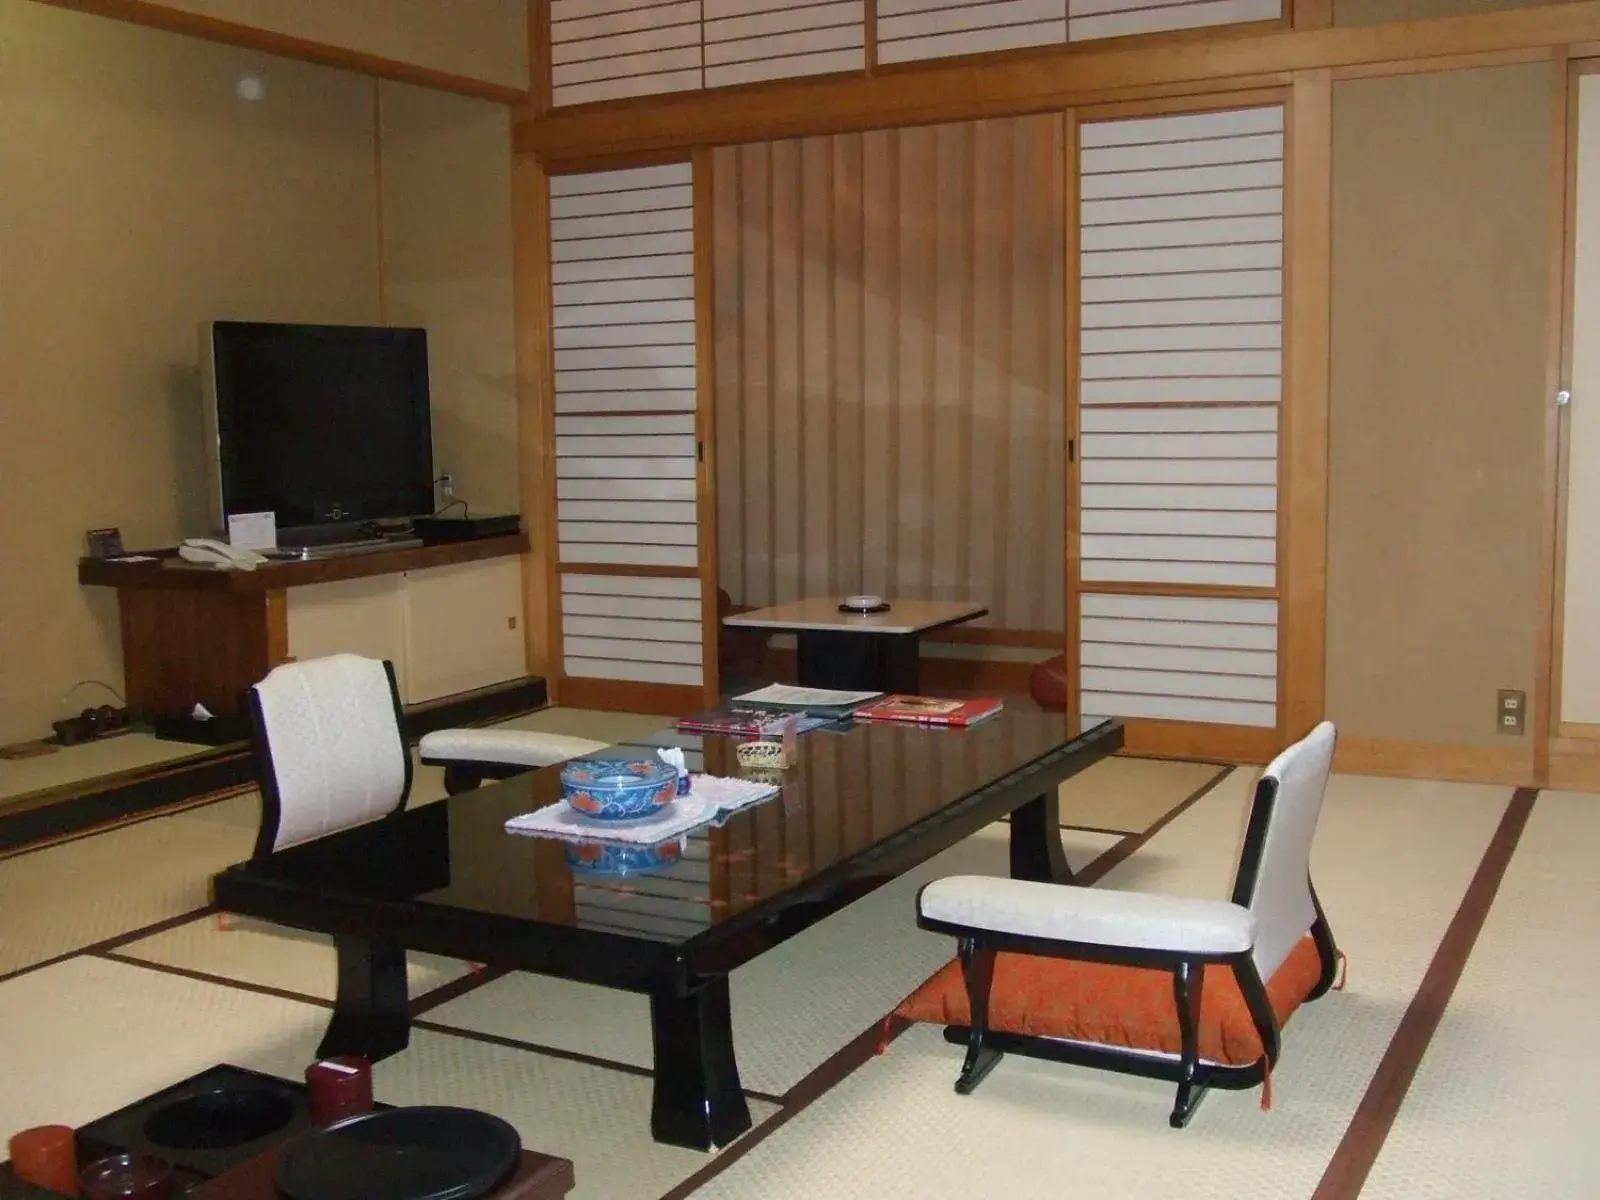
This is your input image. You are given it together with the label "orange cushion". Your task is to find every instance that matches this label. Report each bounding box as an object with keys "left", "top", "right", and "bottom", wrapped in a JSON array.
[{"left": 895, "top": 934, "right": 1324, "bottom": 1066}]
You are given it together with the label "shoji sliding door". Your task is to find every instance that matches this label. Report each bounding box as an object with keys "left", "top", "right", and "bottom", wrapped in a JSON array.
[
  {"left": 548, "top": 161, "right": 714, "bottom": 711},
  {"left": 1072, "top": 103, "right": 1285, "bottom": 740}
]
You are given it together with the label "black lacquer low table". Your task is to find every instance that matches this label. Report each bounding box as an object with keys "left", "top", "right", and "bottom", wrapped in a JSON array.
[{"left": 212, "top": 712, "right": 1122, "bottom": 1151}]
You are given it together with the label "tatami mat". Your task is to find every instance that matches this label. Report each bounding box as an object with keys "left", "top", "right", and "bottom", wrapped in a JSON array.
[
  {"left": 0, "top": 733, "right": 213, "bottom": 804},
  {"left": 0, "top": 803, "right": 255, "bottom": 976},
  {"left": 1360, "top": 789, "right": 1600, "bottom": 1199},
  {"left": 1055, "top": 755, "right": 1225, "bottom": 834},
  {"left": 115, "top": 915, "right": 475, "bottom": 1003},
  {"left": 688, "top": 774, "right": 1513, "bottom": 1200},
  {"left": 0, "top": 956, "right": 775, "bottom": 1200},
  {"left": 426, "top": 825, "right": 1122, "bottom": 1098}
]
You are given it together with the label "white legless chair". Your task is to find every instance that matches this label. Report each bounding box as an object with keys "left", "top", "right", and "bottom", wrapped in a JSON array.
[
  {"left": 906, "top": 721, "right": 1342, "bottom": 1126},
  {"left": 247, "top": 654, "right": 412, "bottom": 859}
]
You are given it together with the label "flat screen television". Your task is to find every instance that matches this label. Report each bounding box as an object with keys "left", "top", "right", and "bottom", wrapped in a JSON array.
[{"left": 203, "top": 321, "right": 434, "bottom": 541}]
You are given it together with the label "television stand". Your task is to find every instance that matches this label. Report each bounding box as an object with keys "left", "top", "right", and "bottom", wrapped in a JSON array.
[{"left": 79, "top": 534, "right": 530, "bottom": 719}]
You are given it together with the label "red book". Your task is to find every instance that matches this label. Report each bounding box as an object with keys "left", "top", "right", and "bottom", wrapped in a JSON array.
[{"left": 853, "top": 695, "right": 1004, "bottom": 727}]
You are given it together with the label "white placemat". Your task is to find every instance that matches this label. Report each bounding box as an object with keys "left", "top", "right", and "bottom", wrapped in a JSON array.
[{"left": 504, "top": 775, "right": 779, "bottom": 845}]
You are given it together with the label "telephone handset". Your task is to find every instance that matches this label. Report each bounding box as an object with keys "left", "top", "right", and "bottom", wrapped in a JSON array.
[{"left": 179, "top": 538, "right": 268, "bottom": 570}]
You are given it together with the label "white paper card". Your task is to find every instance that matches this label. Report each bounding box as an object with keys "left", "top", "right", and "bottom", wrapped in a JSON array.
[{"left": 227, "top": 511, "right": 277, "bottom": 550}]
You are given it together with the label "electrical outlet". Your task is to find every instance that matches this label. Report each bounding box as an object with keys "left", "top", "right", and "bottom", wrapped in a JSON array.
[
  {"left": 438, "top": 473, "right": 455, "bottom": 506},
  {"left": 1497, "top": 689, "right": 1526, "bottom": 735}
]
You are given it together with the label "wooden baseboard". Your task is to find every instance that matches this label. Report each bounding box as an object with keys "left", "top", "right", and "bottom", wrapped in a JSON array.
[
  {"left": 555, "top": 675, "right": 703, "bottom": 716},
  {"left": 1119, "top": 718, "right": 1279, "bottom": 765},
  {"left": 1333, "top": 737, "right": 1534, "bottom": 786},
  {"left": 1548, "top": 753, "right": 1600, "bottom": 791}
]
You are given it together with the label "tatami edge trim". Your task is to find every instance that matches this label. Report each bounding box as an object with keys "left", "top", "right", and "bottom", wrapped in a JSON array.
[
  {"left": 1310, "top": 786, "right": 1539, "bottom": 1200},
  {"left": 0, "top": 904, "right": 217, "bottom": 988}
]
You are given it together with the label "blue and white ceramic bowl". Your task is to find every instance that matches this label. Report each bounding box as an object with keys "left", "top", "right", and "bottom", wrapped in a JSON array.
[
  {"left": 565, "top": 839, "right": 683, "bottom": 877},
  {"left": 560, "top": 756, "right": 679, "bottom": 822}
]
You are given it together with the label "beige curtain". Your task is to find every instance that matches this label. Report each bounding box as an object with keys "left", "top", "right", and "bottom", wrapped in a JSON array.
[{"left": 711, "top": 115, "right": 1066, "bottom": 635}]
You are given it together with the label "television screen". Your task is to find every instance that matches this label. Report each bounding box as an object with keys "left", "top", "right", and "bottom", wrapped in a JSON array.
[{"left": 207, "top": 321, "right": 434, "bottom": 534}]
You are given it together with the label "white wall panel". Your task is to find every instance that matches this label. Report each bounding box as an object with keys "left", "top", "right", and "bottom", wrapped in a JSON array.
[
  {"left": 1070, "top": 0, "right": 1281, "bottom": 42},
  {"left": 550, "top": 0, "right": 703, "bottom": 107},
  {"left": 877, "top": 0, "right": 1065, "bottom": 64},
  {"left": 1074, "top": 106, "right": 1283, "bottom": 727},
  {"left": 1081, "top": 377, "right": 1281, "bottom": 404},
  {"left": 1081, "top": 691, "right": 1275, "bottom": 726},
  {"left": 559, "top": 500, "right": 699, "bottom": 523},
  {"left": 563, "top": 573, "right": 698, "bottom": 596},
  {"left": 561, "top": 573, "right": 706, "bottom": 686},
  {"left": 1081, "top": 269, "right": 1281, "bottom": 304},
  {"left": 553, "top": 253, "right": 695, "bottom": 284},
  {"left": 552, "top": 165, "right": 706, "bottom": 679},
  {"left": 1078, "top": 593, "right": 1279, "bottom": 727},
  {"left": 556, "top": 414, "right": 696, "bottom": 436},
  {"left": 1080, "top": 406, "right": 1276, "bottom": 433},
  {"left": 564, "top": 615, "right": 703, "bottom": 642},
  {"left": 704, "top": 0, "right": 865, "bottom": 87},
  {"left": 566, "top": 657, "right": 703, "bottom": 686}
]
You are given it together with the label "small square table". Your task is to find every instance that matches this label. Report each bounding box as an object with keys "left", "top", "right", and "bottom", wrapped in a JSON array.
[{"left": 721, "top": 597, "right": 988, "bottom": 692}]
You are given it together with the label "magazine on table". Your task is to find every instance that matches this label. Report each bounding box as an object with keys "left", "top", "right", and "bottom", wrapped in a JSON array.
[
  {"left": 852, "top": 694, "right": 1005, "bottom": 727},
  {"left": 730, "top": 684, "right": 883, "bottom": 717}
]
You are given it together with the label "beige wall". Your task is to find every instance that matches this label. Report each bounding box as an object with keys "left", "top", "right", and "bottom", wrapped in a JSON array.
[
  {"left": 1335, "top": 0, "right": 1550, "bottom": 22},
  {"left": 380, "top": 84, "right": 519, "bottom": 516},
  {"left": 712, "top": 118, "right": 1067, "bottom": 636},
  {"left": 47, "top": 0, "right": 528, "bottom": 91},
  {"left": 0, "top": 1, "right": 520, "bottom": 745},
  {"left": 1327, "top": 64, "right": 1551, "bottom": 747}
]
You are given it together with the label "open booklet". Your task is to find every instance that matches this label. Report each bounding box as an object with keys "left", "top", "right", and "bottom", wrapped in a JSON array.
[{"left": 730, "top": 684, "right": 883, "bottom": 717}]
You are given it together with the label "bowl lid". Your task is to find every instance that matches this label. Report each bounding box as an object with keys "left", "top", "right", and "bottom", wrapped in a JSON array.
[{"left": 274, "top": 1106, "right": 520, "bottom": 1200}]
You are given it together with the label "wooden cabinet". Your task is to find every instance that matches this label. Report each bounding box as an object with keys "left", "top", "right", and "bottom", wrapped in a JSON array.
[{"left": 80, "top": 535, "right": 530, "bottom": 718}]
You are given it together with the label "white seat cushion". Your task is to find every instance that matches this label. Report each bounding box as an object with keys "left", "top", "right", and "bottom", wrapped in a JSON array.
[
  {"left": 418, "top": 728, "right": 609, "bottom": 768},
  {"left": 919, "top": 876, "right": 1256, "bottom": 956}
]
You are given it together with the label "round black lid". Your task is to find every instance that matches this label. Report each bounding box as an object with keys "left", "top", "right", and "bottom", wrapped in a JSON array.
[{"left": 275, "top": 1107, "right": 521, "bottom": 1200}]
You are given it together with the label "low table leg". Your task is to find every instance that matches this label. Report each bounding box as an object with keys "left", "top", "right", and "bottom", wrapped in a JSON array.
[
  {"left": 795, "top": 630, "right": 920, "bottom": 693},
  {"left": 649, "top": 975, "right": 752, "bottom": 1151},
  {"left": 1009, "top": 792, "right": 1076, "bottom": 884},
  {"left": 317, "top": 936, "right": 411, "bottom": 1062}
]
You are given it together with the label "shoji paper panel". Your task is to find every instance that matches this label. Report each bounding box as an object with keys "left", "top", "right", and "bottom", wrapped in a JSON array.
[
  {"left": 703, "top": 0, "right": 866, "bottom": 88},
  {"left": 1069, "top": 0, "right": 1281, "bottom": 43},
  {"left": 561, "top": 574, "right": 704, "bottom": 686},
  {"left": 712, "top": 117, "right": 1066, "bottom": 633},
  {"left": 877, "top": 0, "right": 1066, "bottom": 65},
  {"left": 551, "top": 163, "right": 704, "bottom": 688},
  {"left": 1078, "top": 105, "right": 1282, "bottom": 588},
  {"left": 1075, "top": 104, "right": 1282, "bottom": 728},
  {"left": 550, "top": 0, "right": 703, "bottom": 107},
  {"left": 1080, "top": 594, "right": 1278, "bottom": 727}
]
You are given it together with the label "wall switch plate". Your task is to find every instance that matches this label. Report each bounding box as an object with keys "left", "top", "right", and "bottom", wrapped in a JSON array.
[{"left": 1497, "top": 689, "right": 1526, "bottom": 735}]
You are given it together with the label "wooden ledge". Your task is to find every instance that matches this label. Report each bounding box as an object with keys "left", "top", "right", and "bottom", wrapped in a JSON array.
[{"left": 79, "top": 533, "right": 529, "bottom": 594}]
